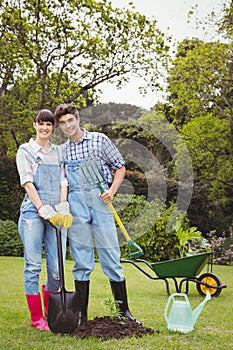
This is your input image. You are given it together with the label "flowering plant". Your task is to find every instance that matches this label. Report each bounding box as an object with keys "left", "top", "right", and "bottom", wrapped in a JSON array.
[{"left": 206, "top": 230, "right": 233, "bottom": 265}]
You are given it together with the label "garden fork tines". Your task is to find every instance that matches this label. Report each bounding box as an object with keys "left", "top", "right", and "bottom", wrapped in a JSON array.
[{"left": 80, "top": 160, "right": 106, "bottom": 193}]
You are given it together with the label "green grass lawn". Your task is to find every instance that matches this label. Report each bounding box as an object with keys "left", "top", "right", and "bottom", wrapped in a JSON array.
[{"left": 0, "top": 256, "right": 232, "bottom": 350}]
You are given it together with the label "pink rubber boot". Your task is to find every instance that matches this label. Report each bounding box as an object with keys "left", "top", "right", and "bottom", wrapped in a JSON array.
[
  {"left": 26, "top": 294, "right": 50, "bottom": 331},
  {"left": 41, "top": 284, "right": 55, "bottom": 318}
]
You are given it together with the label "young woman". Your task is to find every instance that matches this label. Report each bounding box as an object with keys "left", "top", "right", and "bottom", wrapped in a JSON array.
[{"left": 16, "top": 109, "right": 72, "bottom": 331}]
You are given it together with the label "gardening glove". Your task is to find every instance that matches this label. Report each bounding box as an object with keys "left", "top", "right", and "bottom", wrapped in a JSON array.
[
  {"left": 55, "top": 201, "right": 73, "bottom": 228},
  {"left": 38, "top": 204, "right": 63, "bottom": 227}
]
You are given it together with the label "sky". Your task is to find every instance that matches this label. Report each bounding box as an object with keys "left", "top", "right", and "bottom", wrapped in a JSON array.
[{"left": 99, "top": 0, "right": 225, "bottom": 109}]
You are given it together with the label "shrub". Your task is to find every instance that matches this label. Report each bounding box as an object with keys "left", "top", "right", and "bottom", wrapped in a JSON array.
[
  {"left": 0, "top": 220, "right": 24, "bottom": 256},
  {"left": 134, "top": 201, "right": 186, "bottom": 262},
  {"left": 0, "top": 156, "right": 24, "bottom": 222},
  {"left": 113, "top": 195, "right": 189, "bottom": 262}
]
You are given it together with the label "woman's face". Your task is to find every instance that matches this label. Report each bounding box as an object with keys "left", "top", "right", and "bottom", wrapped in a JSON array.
[{"left": 33, "top": 120, "right": 54, "bottom": 140}]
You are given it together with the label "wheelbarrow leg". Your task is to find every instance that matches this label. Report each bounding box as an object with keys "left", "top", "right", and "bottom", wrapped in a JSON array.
[
  {"left": 178, "top": 278, "right": 190, "bottom": 294},
  {"left": 168, "top": 277, "right": 180, "bottom": 294},
  {"left": 162, "top": 278, "right": 171, "bottom": 295}
]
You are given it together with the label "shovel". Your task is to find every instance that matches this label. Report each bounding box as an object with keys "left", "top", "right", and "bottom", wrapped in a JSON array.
[
  {"left": 80, "top": 160, "right": 144, "bottom": 259},
  {"left": 47, "top": 227, "right": 79, "bottom": 334}
]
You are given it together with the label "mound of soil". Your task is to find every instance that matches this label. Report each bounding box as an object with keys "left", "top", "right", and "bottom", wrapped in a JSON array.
[{"left": 71, "top": 316, "right": 157, "bottom": 340}]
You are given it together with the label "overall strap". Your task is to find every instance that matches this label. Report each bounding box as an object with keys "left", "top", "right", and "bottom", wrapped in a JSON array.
[
  {"left": 19, "top": 146, "right": 41, "bottom": 163},
  {"left": 54, "top": 145, "right": 63, "bottom": 165}
]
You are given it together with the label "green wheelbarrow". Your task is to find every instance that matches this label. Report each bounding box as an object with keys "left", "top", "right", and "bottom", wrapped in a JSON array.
[{"left": 121, "top": 252, "right": 227, "bottom": 297}]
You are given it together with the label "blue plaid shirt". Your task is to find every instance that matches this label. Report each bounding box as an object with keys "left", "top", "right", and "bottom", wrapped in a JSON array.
[{"left": 64, "top": 128, "right": 125, "bottom": 183}]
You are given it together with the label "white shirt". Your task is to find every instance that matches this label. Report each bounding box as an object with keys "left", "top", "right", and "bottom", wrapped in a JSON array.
[{"left": 16, "top": 138, "right": 68, "bottom": 187}]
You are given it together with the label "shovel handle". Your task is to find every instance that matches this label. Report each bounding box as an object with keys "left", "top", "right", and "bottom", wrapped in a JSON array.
[{"left": 55, "top": 227, "right": 65, "bottom": 290}]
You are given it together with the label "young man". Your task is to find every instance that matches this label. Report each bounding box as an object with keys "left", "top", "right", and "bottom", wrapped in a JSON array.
[{"left": 55, "top": 103, "right": 141, "bottom": 325}]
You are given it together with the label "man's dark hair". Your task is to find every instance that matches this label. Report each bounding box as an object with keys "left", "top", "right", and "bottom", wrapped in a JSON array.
[{"left": 54, "top": 103, "right": 79, "bottom": 121}]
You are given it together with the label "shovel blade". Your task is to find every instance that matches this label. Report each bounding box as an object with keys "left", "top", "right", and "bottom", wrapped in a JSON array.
[{"left": 48, "top": 290, "right": 79, "bottom": 334}]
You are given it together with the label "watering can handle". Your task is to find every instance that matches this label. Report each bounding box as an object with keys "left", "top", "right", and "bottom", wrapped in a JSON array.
[
  {"left": 164, "top": 297, "right": 170, "bottom": 323},
  {"left": 164, "top": 293, "right": 189, "bottom": 322}
]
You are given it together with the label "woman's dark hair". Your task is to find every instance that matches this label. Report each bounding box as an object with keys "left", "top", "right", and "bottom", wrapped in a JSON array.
[
  {"left": 34, "top": 109, "right": 55, "bottom": 125},
  {"left": 54, "top": 103, "right": 79, "bottom": 121}
]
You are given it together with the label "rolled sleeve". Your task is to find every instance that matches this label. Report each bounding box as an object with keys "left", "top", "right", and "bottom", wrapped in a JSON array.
[
  {"left": 102, "top": 136, "right": 125, "bottom": 171},
  {"left": 16, "top": 148, "right": 34, "bottom": 186}
]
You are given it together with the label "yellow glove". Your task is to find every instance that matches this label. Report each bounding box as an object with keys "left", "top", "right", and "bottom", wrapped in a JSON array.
[
  {"left": 55, "top": 201, "right": 73, "bottom": 229},
  {"left": 62, "top": 214, "right": 73, "bottom": 228},
  {"left": 38, "top": 204, "right": 63, "bottom": 227},
  {"left": 47, "top": 213, "right": 64, "bottom": 227}
]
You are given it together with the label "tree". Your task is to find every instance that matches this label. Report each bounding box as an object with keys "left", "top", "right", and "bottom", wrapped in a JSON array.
[
  {"left": 0, "top": 0, "right": 170, "bottom": 155},
  {"left": 166, "top": 39, "right": 233, "bottom": 126},
  {"left": 79, "top": 102, "right": 142, "bottom": 125},
  {"left": 180, "top": 114, "right": 233, "bottom": 232},
  {"left": 162, "top": 1, "right": 233, "bottom": 232}
]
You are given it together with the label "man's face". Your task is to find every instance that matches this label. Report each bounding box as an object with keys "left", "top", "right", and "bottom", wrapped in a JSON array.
[{"left": 58, "top": 114, "right": 80, "bottom": 140}]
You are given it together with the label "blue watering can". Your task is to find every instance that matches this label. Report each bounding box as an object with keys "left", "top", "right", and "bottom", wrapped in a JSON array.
[{"left": 164, "top": 291, "right": 211, "bottom": 333}]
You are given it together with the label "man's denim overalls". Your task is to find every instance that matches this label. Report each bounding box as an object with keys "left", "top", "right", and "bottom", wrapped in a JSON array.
[
  {"left": 64, "top": 149, "right": 124, "bottom": 282},
  {"left": 18, "top": 147, "right": 67, "bottom": 294}
]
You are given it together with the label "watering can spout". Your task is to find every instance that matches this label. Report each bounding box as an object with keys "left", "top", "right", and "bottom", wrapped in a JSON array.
[{"left": 192, "top": 291, "right": 211, "bottom": 324}]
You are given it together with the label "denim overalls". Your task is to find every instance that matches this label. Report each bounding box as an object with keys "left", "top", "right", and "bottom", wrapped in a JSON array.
[
  {"left": 18, "top": 147, "right": 67, "bottom": 294},
  {"left": 64, "top": 151, "right": 124, "bottom": 282}
]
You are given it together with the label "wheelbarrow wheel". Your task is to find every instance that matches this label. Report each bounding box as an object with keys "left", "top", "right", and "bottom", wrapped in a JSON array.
[{"left": 196, "top": 273, "right": 222, "bottom": 297}]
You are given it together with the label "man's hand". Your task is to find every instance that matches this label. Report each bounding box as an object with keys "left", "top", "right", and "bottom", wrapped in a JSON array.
[
  {"left": 38, "top": 204, "right": 63, "bottom": 227},
  {"left": 100, "top": 189, "right": 114, "bottom": 204},
  {"left": 55, "top": 201, "right": 73, "bottom": 228}
]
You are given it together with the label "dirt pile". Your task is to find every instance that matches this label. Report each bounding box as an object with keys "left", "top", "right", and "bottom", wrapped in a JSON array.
[{"left": 71, "top": 316, "right": 157, "bottom": 340}]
